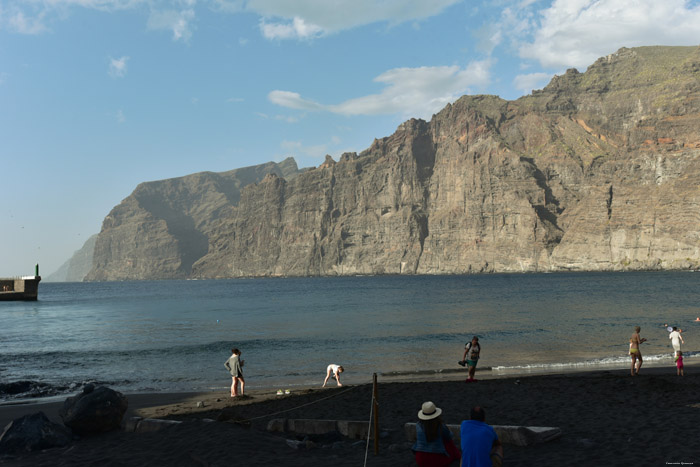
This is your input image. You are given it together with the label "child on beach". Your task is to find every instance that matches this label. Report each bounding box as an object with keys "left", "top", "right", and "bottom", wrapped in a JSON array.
[
  {"left": 224, "top": 348, "right": 245, "bottom": 397},
  {"left": 675, "top": 351, "right": 684, "bottom": 376},
  {"left": 322, "top": 364, "right": 344, "bottom": 387}
]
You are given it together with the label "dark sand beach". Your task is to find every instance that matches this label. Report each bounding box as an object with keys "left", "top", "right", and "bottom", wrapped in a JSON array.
[{"left": 1, "top": 365, "right": 698, "bottom": 466}]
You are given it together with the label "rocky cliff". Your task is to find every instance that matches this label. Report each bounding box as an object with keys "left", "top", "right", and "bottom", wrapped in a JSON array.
[
  {"left": 87, "top": 46, "right": 700, "bottom": 280},
  {"left": 85, "top": 158, "right": 303, "bottom": 280}
]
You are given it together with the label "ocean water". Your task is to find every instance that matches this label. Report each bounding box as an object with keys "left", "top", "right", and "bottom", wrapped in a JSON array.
[{"left": 1, "top": 271, "right": 698, "bottom": 401}]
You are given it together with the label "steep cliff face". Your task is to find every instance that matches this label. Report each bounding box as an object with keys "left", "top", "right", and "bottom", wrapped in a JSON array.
[
  {"left": 86, "top": 159, "right": 304, "bottom": 280},
  {"left": 89, "top": 46, "right": 700, "bottom": 280}
]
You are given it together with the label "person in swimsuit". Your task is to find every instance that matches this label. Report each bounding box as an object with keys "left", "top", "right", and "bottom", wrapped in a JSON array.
[
  {"left": 629, "top": 326, "right": 647, "bottom": 376},
  {"left": 675, "top": 351, "right": 685, "bottom": 376},
  {"left": 322, "top": 364, "right": 344, "bottom": 387},
  {"left": 224, "top": 348, "right": 245, "bottom": 397}
]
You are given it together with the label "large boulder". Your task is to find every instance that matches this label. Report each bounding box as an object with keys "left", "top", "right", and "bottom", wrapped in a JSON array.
[
  {"left": 0, "top": 412, "right": 72, "bottom": 454},
  {"left": 59, "top": 384, "right": 128, "bottom": 435}
]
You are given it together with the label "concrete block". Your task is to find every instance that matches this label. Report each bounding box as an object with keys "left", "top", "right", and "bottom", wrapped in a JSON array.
[
  {"left": 134, "top": 418, "right": 182, "bottom": 433},
  {"left": 122, "top": 417, "right": 142, "bottom": 433},
  {"left": 267, "top": 418, "right": 370, "bottom": 439},
  {"left": 404, "top": 423, "right": 561, "bottom": 446},
  {"left": 287, "top": 419, "right": 337, "bottom": 435},
  {"left": 267, "top": 418, "right": 287, "bottom": 433},
  {"left": 492, "top": 425, "right": 562, "bottom": 446},
  {"left": 337, "top": 420, "right": 370, "bottom": 439}
]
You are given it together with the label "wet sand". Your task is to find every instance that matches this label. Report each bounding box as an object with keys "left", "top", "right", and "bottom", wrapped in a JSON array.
[{"left": 1, "top": 364, "right": 698, "bottom": 466}]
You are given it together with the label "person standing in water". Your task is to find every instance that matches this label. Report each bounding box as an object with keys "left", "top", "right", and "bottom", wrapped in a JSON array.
[
  {"left": 629, "top": 326, "right": 647, "bottom": 376},
  {"left": 669, "top": 326, "right": 684, "bottom": 357},
  {"left": 224, "top": 348, "right": 245, "bottom": 397},
  {"left": 461, "top": 336, "right": 481, "bottom": 383}
]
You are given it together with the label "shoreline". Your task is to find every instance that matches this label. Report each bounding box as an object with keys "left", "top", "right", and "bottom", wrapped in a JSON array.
[
  {"left": 2, "top": 361, "right": 696, "bottom": 430},
  {"left": 3, "top": 353, "right": 695, "bottom": 407}
]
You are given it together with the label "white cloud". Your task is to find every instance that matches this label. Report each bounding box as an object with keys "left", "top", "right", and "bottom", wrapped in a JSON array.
[
  {"left": 1, "top": 1, "right": 140, "bottom": 34},
  {"left": 260, "top": 16, "right": 323, "bottom": 40},
  {"left": 0, "top": 72, "right": 8, "bottom": 85},
  {"left": 7, "top": 9, "right": 47, "bottom": 34},
  {"left": 2, "top": 0, "right": 459, "bottom": 41},
  {"left": 249, "top": 0, "right": 461, "bottom": 40},
  {"left": 226, "top": 97, "right": 244, "bottom": 103},
  {"left": 116, "top": 109, "right": 126, "bottom": 123},
  {"left": 520, "top": 0, "right": 700, "bottom": 69},
  {"left": 268, "top": 90, "right": 325, "bottom": 111},
  {"left": 147, "top": 7, "right": 196, "bottom": 42},
  {"left": 513, "top": 72, "right": 551, "bottom": 94},
  {"left": 269, "top": 60, "right": 492, "bottom": 119},
  {"left": 108, "top": 56, "right": 129, "bottom": 78}
]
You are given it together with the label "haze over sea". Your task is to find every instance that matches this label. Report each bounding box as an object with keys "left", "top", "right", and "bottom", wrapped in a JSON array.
[{"left": 1, "top": 271, "right": 698, "bottom": 402}]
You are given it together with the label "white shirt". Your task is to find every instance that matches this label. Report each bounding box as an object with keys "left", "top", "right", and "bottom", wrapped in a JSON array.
[{"left": 669, "top": 331, "right": 682, "bottom": 346}]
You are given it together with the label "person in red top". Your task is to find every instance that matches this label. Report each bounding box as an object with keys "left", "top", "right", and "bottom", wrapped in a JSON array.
[{"left": 675, "top": 351, "right": 685, "bottom": 376}]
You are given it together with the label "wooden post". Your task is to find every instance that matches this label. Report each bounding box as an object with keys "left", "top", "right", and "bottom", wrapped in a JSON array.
[{"left": 373, "top": 372, "right": 379, "bottom": 455}]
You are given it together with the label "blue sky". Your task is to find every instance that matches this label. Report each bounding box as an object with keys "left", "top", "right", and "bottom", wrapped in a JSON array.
[{"left": 2, "top": 0, "right": 700, "bottom": 277}]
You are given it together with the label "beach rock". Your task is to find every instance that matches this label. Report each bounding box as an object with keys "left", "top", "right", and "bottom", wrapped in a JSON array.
[
  {"left": 0, "top": 412, "right": 72, "bottom": 454},
  {"left": 59, "top": 385, "right": 128, "bottom": 435}
]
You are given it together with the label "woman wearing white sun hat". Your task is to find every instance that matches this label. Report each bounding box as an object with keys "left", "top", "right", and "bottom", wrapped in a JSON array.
[{"left": 412, "top": 401, "right": 461, "bottom": 466}]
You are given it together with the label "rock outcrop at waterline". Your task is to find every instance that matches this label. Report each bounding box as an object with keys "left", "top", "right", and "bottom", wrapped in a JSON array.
[{"left": 86, "top": 46, "right": 700, "bottom": 280}]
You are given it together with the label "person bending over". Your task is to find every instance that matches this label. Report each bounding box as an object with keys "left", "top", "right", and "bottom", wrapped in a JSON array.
[{"left": 322, "top": 364, "right": 344, "bottom": 387}]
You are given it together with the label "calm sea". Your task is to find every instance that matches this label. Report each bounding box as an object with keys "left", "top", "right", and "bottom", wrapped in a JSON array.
[{"left": 1, "top": 272, "right": 698, "bottom": 401}]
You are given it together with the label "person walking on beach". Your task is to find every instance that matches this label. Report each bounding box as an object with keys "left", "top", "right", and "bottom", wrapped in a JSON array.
[
  {"left": 629, "top": 326, "right": 647, "bottom": 376},
  {"left": 675, "top": 351, "right": 685, "bottom": 376},
  {"left": 412, "top": 401, "right": 461, "bottom": 466},
  {"left": 322, "top": 364, "right": 344, "bottom": 387},
  {"left": 460, "top": 406, "right": 503, "bottom": 467},
  {"left": 669, "top": 326, "right": 684, "bottom": 357},
  {"left": 224, "top": 348, "right": 245, "bottom": 397},
  {"left": 460, "top": 336, "right": 481, "bottom": 382}
]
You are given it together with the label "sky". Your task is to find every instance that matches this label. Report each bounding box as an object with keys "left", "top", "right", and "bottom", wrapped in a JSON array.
[{"left": 2, "top": 0, "right": 700, "bottom": 277}]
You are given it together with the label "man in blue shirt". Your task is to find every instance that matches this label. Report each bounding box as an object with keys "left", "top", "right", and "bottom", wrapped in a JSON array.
[{"left": 460, "top": 406, "right": 503, "bottom": 467}]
